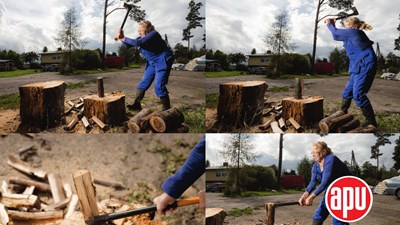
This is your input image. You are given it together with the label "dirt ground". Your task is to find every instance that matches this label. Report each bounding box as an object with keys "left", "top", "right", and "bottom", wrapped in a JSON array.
[
  {"left": 206, "top": 192, "right": 400, "bottom": 225},
  {"left": 206, "top": 75, "right": 400, "bottom": 133},
  {"left": 0, "top": 68, "right": 205, "bottom": 133},
  {"left": 0, "top": 133, "right": 205, "bottom": 225}
]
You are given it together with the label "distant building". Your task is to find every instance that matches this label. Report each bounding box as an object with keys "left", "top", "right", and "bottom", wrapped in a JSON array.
[
  {"left": 40, "top": 51, "right": 64, "bottom": 66},
  {"left": 0, "top": 60, "right": 15, "bottom": 71},
  {"left": 247, "top": 53, "right": 273, "bottom": 67},
  {"left": 206, "top": 162, "right": 230, "bottom": 185}
]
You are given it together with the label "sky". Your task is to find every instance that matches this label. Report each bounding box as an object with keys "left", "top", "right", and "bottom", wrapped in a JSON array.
[
  {"left": 206, "top": 133, "right": 400, "bottom": 172},
  {"left": 206, "top": 0, "right": 400, "bottom": 59},
  {"left": 0, "top": 0, "right": 205, "bottom": 54}
]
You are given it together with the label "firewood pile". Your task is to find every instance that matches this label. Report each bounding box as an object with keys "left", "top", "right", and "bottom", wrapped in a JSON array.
[
  {"left": 258, "top": 101, "right": 304, "bottom": 134},
  {"left": 318, "top": 110, "right": 377, "bottom": 134}
]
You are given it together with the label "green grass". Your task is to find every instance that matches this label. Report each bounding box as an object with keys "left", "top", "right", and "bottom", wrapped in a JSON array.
[
  {"left": 0, "top": 93, "right": 19, "bottom": 110},
  {"left": 240, "top": 189, "right": 303, "bottom": 197},
  {"left": 279, "top": 73, "right": 348, "bottom": 79},
  {"left": 377, "top": 113, "right": 400, "bottom": 133},
  {"left": 0, "top": 69, "right": 42, "bottom": 78},
  {"left": 66, "top": 82, "right": 86, "bottom": 89},
  {"left": 181, "top": 106, "right": 205, "bottom": 133},
  {"left": 227, "top": 207, "right": 253, "bottom": 217},
  {"left": 267, "top": 86, "right": 289, "bottom": 92},
  {"left": 205, "top": 71, "right": 247, "bottom": 78},
  {"left": 206, "top": 93, "right": 219, "bottom": 108}
]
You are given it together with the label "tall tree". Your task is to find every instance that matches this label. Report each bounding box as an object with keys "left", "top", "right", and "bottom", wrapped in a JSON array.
[
  {"left": 183, "top": 0, "right": 205, "bottom": 52},
  {"left": 55, "top": 5, "right": 86, "bottom": 73},
  {"left": 297, "top": 156, "right": 313, "bottom": 186},
  {"left": 311, "top": 0, "right": 353, "bottom": 71},
  {"left": 371, "top": 134, "right": 392, "bottom": 175},
  {"left": 42, "top": 46, "right": 48, "bottom": 53},
  {"left": 395, "top": 14, "right": 400, "bottom": 51},
  {"left": 102, "top": 0, "right": 145, "bottom": 67},
  {"left": 21, "top": 51, "right": 39, "bottom": 68},
  {"left": 228, "top": 53, "right": 247, "bottom": 66},
  {"left": 329, "top": 47, "right": 348, "bottom": 73},
  {"left": 263, "top": 9, "right": 296, "bottom": 75},
  {"left": 251, "top": 48, "right": 257, "bottom": 55},
  {"left": 219, "top": 134, "right": 258, "bottom": 193},
  {"left": 392, "top": 136, "right": 400, "bottom": 170}
]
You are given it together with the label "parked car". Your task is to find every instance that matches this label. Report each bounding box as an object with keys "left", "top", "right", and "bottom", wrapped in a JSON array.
[
  {"left": 172, "top": 63, "right": 185, "bottom": 70},
  {"left": 382, "top": 175, "right": 400, "bottom": 199},
  {"left": 249, "top": 67, "right": 266, "bottom": 75},
  {"left": 42, "top": 64, "right": 60, "bottom": 72},
  {"left": 380, "top": 73, "right": 398, "bottom": 80},
  {"left": 206, "top": 182, "right": 224, "bottom": 192}
]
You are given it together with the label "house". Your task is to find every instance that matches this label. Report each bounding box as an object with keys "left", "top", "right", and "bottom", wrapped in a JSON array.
[
  {"left": 247, "top": 53, "right": 273, "bottom": 67},
  {"left": 0, "top": 60, "right": 15, "bottom": 71},
  {"left": 206, "top": 60, "right": 221, "bottom": 72},
  {"left": 206, "top": 162, "right": 230, "bottom": 185},
  {"left": 40, "top": 51, "right": 65, "bottom": 66}
]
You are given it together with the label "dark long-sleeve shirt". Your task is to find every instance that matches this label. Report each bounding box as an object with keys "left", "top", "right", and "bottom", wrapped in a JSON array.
[
  {"left": 327, "top": 23, "right": 376, "bottom": 74},
  {"left": 161, "top": 136, "right": 205, "bottom": 199},
  {"left": 306, "top": 153, "right": 352, "bottom": 196}
]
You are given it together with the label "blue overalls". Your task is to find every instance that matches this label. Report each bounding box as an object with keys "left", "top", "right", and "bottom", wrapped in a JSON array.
[
  {"left": 327, "top": 23, "right": 377, "bottom": 108},
  {"left": 306, "top": 154, "right": 352, "bottom": 225},
  {"left": 123, "top": 30, "right": 174, "bottom": 97}
]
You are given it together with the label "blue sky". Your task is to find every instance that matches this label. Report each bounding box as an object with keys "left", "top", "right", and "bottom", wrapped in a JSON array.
[
  {"left": 206, "top": 0, "right": 400, "bottom": 59},
  {"left": 0, "top": 0, "right": 205, "bottom": 54},
  {"left": 206, "top": 133, "right": 400, "bottom": 172}
]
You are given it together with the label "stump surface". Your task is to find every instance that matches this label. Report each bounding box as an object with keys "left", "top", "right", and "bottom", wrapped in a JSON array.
[
  {"left": 84, "top": 93, "right": 126, "bottom": 125},
  {"left": 282, "top": 96, "right": 324, "bottom": 127}
]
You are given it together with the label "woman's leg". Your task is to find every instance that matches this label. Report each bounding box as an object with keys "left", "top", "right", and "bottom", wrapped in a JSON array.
[
  {"left": 127, "top": 62, "right": 156, "bottom": 110},
  {"left": 154, "top": 55, "right": 173, "bottom": 111}
]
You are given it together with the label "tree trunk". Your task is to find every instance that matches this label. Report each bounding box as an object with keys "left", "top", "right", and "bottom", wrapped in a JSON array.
[
  {"left": 265, "top": 203, "right": 275, "bottom": 225},
  {"left": 347, "top": 124, "right": 377, "bottom": 133},
  {"left": 19, "top": 80, "right": 66, "bottom": 129},
  {"left": 150, "top": 108, "right": 185, "bottom": 133},
  {"left": 319, "top": 111, "right": 354, "bottom": 134},
  {"left": 337, "top": 118, "right": 361, "bottom": 133},
  {"left": 294, "top": 78, "right": 304, "bottom": 99},
  {"left": 206, "top": 208, "right": 227, "bottom": 225},
  {"left": 128, "top": 108, "right": 153, "bottom": 133},
  {"left": 83, "top": 93, "right": 126, "bottom": 125},
  {"left": 217, "top": 81, "right": 267, "bottom": 127},
  {"left": 281, "top": 96, "right": 324, "bottom": 127}
]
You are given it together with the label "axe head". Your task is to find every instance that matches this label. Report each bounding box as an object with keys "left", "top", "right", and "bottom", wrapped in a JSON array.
[{"left": 336, "top": 6, "right": 359, "bottom": 20}]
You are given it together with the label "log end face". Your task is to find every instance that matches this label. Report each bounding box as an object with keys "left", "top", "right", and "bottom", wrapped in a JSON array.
[
  {"left": 319, "top": 122, "right": 329, "bottom": 135},
  {"left": 149, "top": 116, "right": 166, "bottom": 133}
]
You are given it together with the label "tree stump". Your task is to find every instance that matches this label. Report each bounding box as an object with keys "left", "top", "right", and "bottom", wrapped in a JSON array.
[
  {"left": 217, "top": 81, "right": 267, "bottom": 127},
  {"left": 206, "top": 208, "right": 227, "bottom": 225},
  {"left": 19, "top": 80, "right": 66, "bottom": 129},
  {"left": 281, "top": 96, "right": 324, "bottom": 127},
  {"left": 149, "top": 107, "right": 185, "bottom": 133},
  {"left": 83, "top": 93, "right": 126, "bottom": 126}
]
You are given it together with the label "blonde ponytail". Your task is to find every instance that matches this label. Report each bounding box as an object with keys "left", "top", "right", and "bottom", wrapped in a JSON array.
[{"left": 345, "top": 17, "right": 373, "bottom": 30}]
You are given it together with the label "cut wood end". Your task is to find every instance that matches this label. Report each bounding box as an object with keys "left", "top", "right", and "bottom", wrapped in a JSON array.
[
  {"left": 221, "top": 80, "right": 266, "bottom": 87},
  {"left": 84, "top": 93, "right": 125, "bottom": 101},
  {"left": 21, "top": 80, "right": 65, "bottom": 89},
  {"left": 73, "top": 170, "right": 90, "bottom": 178},
  {"left": 149, "top": 116, "right": 166, "bottom": 133},
  {"left": 282, "top": 96, "right": 324, "bottom": 103}
]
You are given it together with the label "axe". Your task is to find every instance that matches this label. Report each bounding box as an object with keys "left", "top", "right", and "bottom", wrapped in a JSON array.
[
  {"left": 90, "top": 197, "right": 200, "bottom": 224},
  {"left": 114, "top": 2, "right": 133, "bottom": 41},
  {"left": 336, "top": 6, "right": 359, "bottom": 20}
]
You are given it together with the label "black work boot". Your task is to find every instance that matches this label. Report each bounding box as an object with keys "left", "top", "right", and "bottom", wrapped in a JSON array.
[
  {"left": 127, "top": 90, "right": 145, "bottom": 111},
  {"left": 341, "top": 97, "right": 352, "bottom": 114},
  {"left": 312, "top": 220, "right": 323, "bottom": 225},
  {"left": 160, "top": 95, "right": 171, "bottom": 111},
  {"left": 360, "top": 104, "right": 378, "bottom": 127}
]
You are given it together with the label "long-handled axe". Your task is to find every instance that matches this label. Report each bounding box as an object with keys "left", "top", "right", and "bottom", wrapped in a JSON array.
[
  {"left": 90, "top": 197, "right": 200, "bottom": 224},
  {"left": 335, "top": 6, "right": 359, "bottom": 20},
  {"left": 114, "top": 2, "right": 133, "bottom": 41}
]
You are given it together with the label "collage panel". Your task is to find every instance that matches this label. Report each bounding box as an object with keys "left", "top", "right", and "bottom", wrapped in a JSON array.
[
  {"left": 206, "top": 133, "right": 400, "bottom": 225},
  {"left": 0, "top": 133, "right": 205, "bottom": 224}
]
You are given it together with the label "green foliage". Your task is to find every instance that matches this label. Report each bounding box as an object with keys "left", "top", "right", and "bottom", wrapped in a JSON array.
[
  {"left": 66, "top": 82, "right": 85, "bottom": 90},
  {"left": 329, "top": 47, "right": 349, "bottom": 73},
  {"left": 0, "top": 93, "right": 19, "bottom": 110},
  {"left": 73, "top": 49, "right": 101, "bottom": 70},
  {"left": 239, "top": 165, "right": 277, "bottom": 191},
  {"left": 360, "top": 161, "right": 378, "bottom": 180},
  {"left": 206, "top": 93, "right": 219, "bottom": 108},
  {"left": 118, "top": 45, "right": 143, "bottom": 66},
  {"left": 182, "top": 0, "right": 205, "bottom": 50},
  {"left": 227, "top": 207, "right": 253, "bottom": 217},
  {"left": 181, "top": 106, "right": 205, "bottom": 133},
  {"left": 0, "top": 49, "right": 23, "bottom": 69},
  {"left": 280, "top": 53, "right": 311, "bottom": 74},
  {"left": 395, "top": 14, "right": 400, "bottom": 51},
  {"left": 297, "top": 156, "right": 313, "bottom": 185},
  {"left": 392, "top": 136, "right": 400, "bottom": 170},
  {"left": 267, "top": 86, "right": 289, "bottom": 93},
  {"left": 0, "top": 69, "right": 41, "bottom": 78},
  {"left": 377, "top": 113, "right": 400, "bottom": 133},
  {"left": 207, "top": 49, "right": 230, "bottom": 70}
]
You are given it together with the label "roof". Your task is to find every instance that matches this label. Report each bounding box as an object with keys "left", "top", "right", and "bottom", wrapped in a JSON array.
[
  {"left": 0, "top": 59, "right": 14, "bottom": 63},
  {"left": 247, "top": 53, "right": 273, "bottom": 57},
  {"left": 39, "top": 51, "right": 66, "bottom": 55}
]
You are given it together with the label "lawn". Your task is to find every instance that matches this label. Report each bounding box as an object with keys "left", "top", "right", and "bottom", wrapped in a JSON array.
[
  {"left": 205, "top": 71, "right": 248, "bottom": 78},
  {"left": 0, "top": 69, "right": 42, "bottom": 78}
]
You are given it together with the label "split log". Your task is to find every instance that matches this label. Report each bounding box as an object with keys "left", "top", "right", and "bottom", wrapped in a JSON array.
[
  {"left": 139, "top": 112, "right": 157, "bottom": 132},
  {"left": 0, "top": 193, "right": 40, "bottom": 209},
  {"left": 217, "top": 81, "right": 267, "bottom": 127},
  {"left": 84, "top": 93, "right": 126, "bottom": 125},
  {"left": 8, "top": 177, "right": 50, "bottom": 192},
  {"left": 337, "top": 118, "right": 360, "bottom": 133},
  {"left": 1, "top": 180, "right": 9, "bottom": 194},
  {"left": 19, "top": 80, "right": 66, "bottom": 129},
  {"left": 0, "top": 203, "right": 9, "bottom": 225},
  {"left": 64, "top": 116, "right": 79, "bottom": 131},
  {"left": 17, "top": 145, "right": 36, "bottom": 156},
  {"left": 74, "top": 102, "right": 84, "bottom": 109},
  {"left": 93, "top": 178, "right": 126, "bottom": 190},
  {"left": 65, "top": 194, "right": 79, "bottom": 219},
  {"left": 8, "top": 210, "right": 63, "bottom": 222},
  {"left": 53, "top": 196, "right": 71, "bottom": 210},
  {"left": 127, "top": 108, "right": 153, "bottom": 133},
  {"left": 48, "top": 173, "right": 66, "bottom": 204},
  {"left": 282, "top": 96, "right": 324, "bottom": 127},
  {"left": 206, "top": 208, "right": 227, "bottom": 225},
  {"left": 318, "top": 110, "right": 352, "bottom": 134},
  {"left": 278, "top": 118, "right": 286, "bottom": 129},
  {"left": 149, "top": 107, "right": 185, "bottom": 133},
  {"left": 91, "top": 116, "right": 107, "bottom": 130},
  {"left": 81, "top": 116, "right": 91, "bottom": 130},
  {"left": 259, "top": 119, "right": 274, "bottom": 130},
  {"left": 73, "top": 170, "right": 99, "bottom": 222},
  {"left": 294, "top": 78, "right": 304, "bottom": 99},
  {"left": 265, "top": 203, "right": 276, "bottom": 225},
  {"left": 347, "top": 124, "right": 377, "bottom": 133},
  {"left": 63, "top": 183, "right": 73, "bottom": 198},
  {"left": 97, "top": 77, "right": 105, "bottom": 97},
  {"left": 7, "top": 154, "right": 47, "bottom": 179},
  {"left": 288, "top": 117, "right": 303, "bottom": 132},
  {"left": 22, "top": 186, "right": 35, "bottom": 195},
  {"left": 271, "top": 121, "right": 283, "bottom": 133}
]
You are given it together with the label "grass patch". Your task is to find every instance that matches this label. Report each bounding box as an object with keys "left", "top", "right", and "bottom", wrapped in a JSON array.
[
  {"left": 181, "top": 106, "right": 205, "bottom": 133},
  {"left": 268, "top": 86, "right": 289, "bottom": 92},
  {"left": 227, "top": 207, "right": 253, "bottom": 217},
  {"left": 0, "top": 93, "right": 19, "bottom": 110},
  {"left": 279, "top": 73, "right": 348, "bottom": 79},
  {"left": 0, "top": 69, "right": 42, "bottom": 78},
  {"left": 206, "top": 93, "right": 219, "bottom": 108},
  {"left": 377, "top": 113, "right": 400, "bottom": 133},
  {"left": 66, "top": 82, "right": 85, "bottom": 89},
  {"left": 206, "top": 71, "right": 247, "bottom": 78}
]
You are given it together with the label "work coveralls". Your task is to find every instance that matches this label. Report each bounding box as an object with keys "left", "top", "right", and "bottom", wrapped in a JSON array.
[
  {"left": 306, "top": 154, "right": 352, "bottom": 225},
  {"left": 327, "top": 23, "right": 377, "bottom": 108},
  {"left": 162, "top": 136, "right": 205, "bottom": 198},
  {"left": 123, "top": 30, "right": 174, "bottom": 97}
]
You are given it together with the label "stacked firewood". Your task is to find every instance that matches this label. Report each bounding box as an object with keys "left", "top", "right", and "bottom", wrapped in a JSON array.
[
  {"left": 258, "top": 101, "right": 303, "bottom": 134},
  {"left": 128, "top": 108, "right": 189, "bottom": 133},
  {"left": 319, "top": 110, "right": 377, "bottom": 134}
]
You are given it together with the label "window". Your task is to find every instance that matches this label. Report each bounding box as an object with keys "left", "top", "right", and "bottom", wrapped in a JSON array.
[
  {"left": 216, "top": 170, "right": 228, "bottom": 177},
  {"left": 260, "top": 58, "right": 265, "bottom": 62}
]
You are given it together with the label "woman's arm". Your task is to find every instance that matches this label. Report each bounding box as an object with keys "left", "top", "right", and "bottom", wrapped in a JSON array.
[
  {"left": 305, "top": 163, "right": 318, "bottom": 193},
  {"left": 313, "top": 155, "right": 334, "bottom": 195},
  {"left": 123, "top": 30, "right": 158, "bottom": 47}
]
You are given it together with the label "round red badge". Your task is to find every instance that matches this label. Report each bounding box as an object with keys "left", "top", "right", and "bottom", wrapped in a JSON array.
[{"left": 325, "top": 176, "right": 373, "bottom": 222}]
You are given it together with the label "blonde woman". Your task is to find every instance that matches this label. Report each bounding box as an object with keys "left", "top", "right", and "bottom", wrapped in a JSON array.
[
  {"left": 115, "top": 20, "right": 174, "bottom": 111},
  {"left": 298, "top": 142, "right": 352, "bottom": 225},
  {"left": 325, "top": 17, "right": 377, "bottom": 128}
]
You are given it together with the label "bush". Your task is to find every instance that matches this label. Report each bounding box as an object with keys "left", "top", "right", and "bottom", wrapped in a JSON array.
[
  {"left": 73, "top": 49, "right": 101, "bottom": 70},
  {"left": 387, "top": 66, "right": 400, "bottom": 74},
  {"left": 281, "top": 53, "right": 312, "bottom": 74}
]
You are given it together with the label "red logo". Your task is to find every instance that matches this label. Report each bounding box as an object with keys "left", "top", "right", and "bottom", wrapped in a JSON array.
[{"left": 325, "top": 176, "right": 373, "bottom": 222}]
